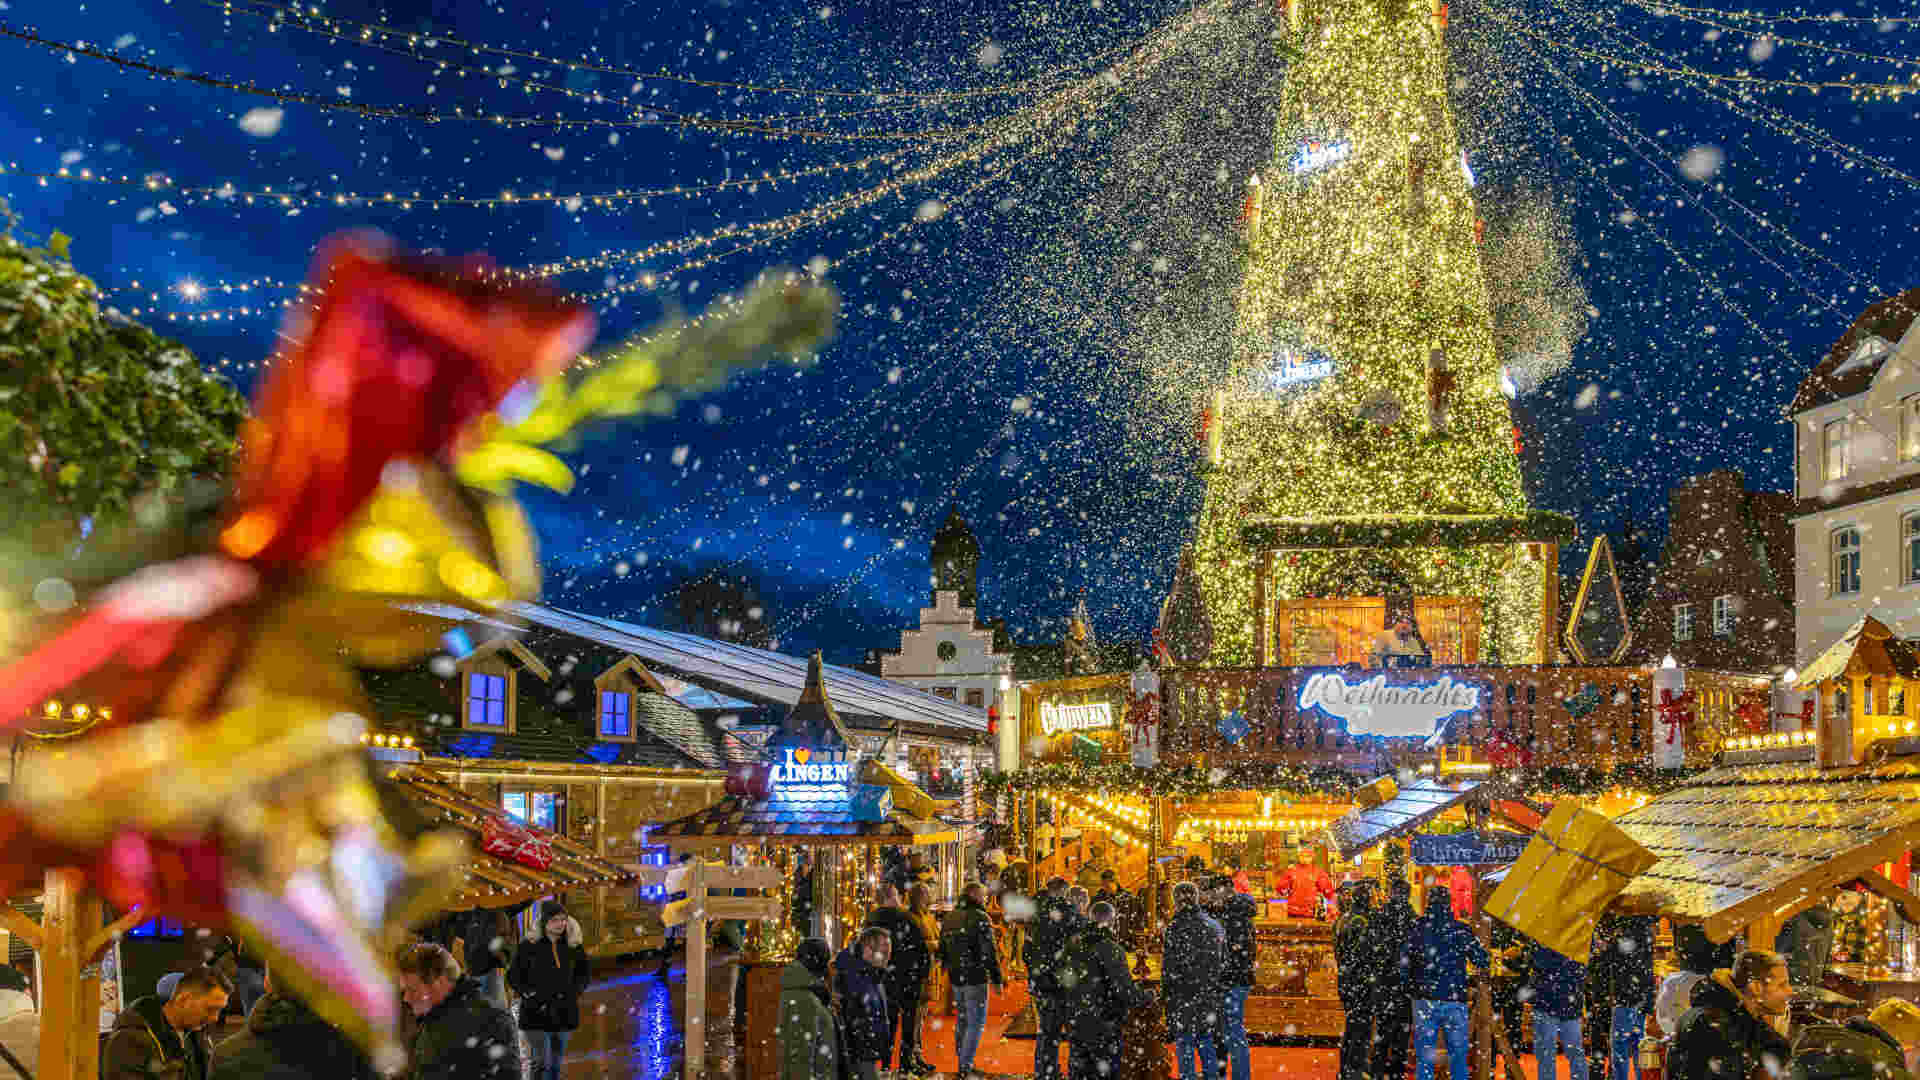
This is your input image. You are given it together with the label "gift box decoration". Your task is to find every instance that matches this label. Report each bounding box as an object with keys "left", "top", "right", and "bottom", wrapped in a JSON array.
[
  {"left": 1072, "top": 734, "right": 1105, "bottom": 765},
  {"left": 1355, "top": 775, "right": 1400, "bottom": 809},
  {"left": 481, "top": 814, "right": 555, "bottom": 871},
  {"left": 1484, "top": 801, "right": 1655, "bottom": 961},
  {"left": 851, "top": 784, "right": 894, "bottom": 824}
]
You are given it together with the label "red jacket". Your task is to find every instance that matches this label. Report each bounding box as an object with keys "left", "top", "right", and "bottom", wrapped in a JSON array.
[{"left": 1275, "top": 861, "right": 1334, "bottom": 919}]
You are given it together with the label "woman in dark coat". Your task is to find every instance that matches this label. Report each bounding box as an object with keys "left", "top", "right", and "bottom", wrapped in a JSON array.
[{"left": 508, "top": 900, "right": 592, "bottom": 1080}]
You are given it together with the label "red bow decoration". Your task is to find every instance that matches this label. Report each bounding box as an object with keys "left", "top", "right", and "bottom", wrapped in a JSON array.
[
  {"left": 1734, "top": 694, "right": 1769, "bottom": 734},
  {"left": 1779, "top": 699, "right": 1815, "bottom": 729},
  {"left": 1484, "top": 730, "right": 1533, "bottom": 768},
  {"left": 481, "top": 815, "right": 555, "bottom": 872},
  {"left": 1656, "top": 688, "right": 1696, "bottom": 746}
]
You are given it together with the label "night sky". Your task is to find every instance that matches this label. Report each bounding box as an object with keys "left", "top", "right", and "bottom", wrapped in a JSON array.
[{"left": 5, "top": 0, "right": 1917, "bottom": 662}]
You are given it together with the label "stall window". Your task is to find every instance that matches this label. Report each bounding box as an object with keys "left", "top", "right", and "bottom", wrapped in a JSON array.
[
  {"left": 1673, "top": 603, "right": 1694, "bottom": 642},
  {"left": 1833, "top": 527, "right": 1862, "bottom": 595},
  {"left": 466, "top": 672, "right": 507, "bottom": 727},
  {"left": 502, "top": 789, "right": 564, "bottom": 833},
  {"left": 933, "top": 686, "right": 957, "bottom": 700},
  {"left": 125, "top": 917, "right": 186, "bottom": 939},
  {"left": 598, "top": 689, "right": 632, "bottom": 738}
]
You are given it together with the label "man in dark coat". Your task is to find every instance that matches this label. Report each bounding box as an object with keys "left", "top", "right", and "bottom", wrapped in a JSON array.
[
  {"left": 208, "top": 970, "right": 377, "bottom": 1080},
  {"left": 1776, "top": 906, "right": 1838, "bottom": 992},
  {"left": 104, "top": 966, "right": 231, "bottom": 1080},
  {"left": 1792, "top": 999, "right": 1920, "bottom": 1080},
  {"left": 1410, "top": 885, "right": 1489, "bottom": 1080},
  {"left": 1060, "top": 901, "right": 1151, "bottom": 1080},
  {"left": 508, "top": 900, "right": 592, "bottom": 1080},
  {"left": 1370, "top": 877, "right": 1420, "bottom": 1080},
  {"left": 1335, "top": 881, "right": 1377, "bottom": 1080},
  {"left": 1594, "top": 912, "right": 1658, "bottom": 1080},
  {"left": 863, "top": 883, "right": 933, "bottom": 1075},
  {"left": 449, "top": 900, "right": 533, "bottom": 1010},
  {"left": 1205, "top": 873, "right": 1257, "bottom": 1080},
  {"left": 1668, "top": 951, "right": 1794, "bottom": 1080},
  {"left": 835, "top": 927, "right": 894, "bottom": 1080},
  {"left": 941, "top": 882, "right": 1005, "bottom": 1080},
  {"left": 1529, "top": 940, "right": 1591, "bottom": 1080},
  {"left": 1164, "top": 881, "right": 1226, "bottom": 1080},
  {"left": 1024, "top": 877, "right": 1084, "bottom": 1080},
  {"left": 398, "top": 942, "right": 522, "bottom": 1080}
]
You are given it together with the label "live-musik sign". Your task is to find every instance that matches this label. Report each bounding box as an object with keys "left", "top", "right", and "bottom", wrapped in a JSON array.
[
  {"left": 1040, "top": 701, "right": 1115, "bottom": 737},
  {"left": 1295, "top": 672, "right": 1481, "bottom": 739}
]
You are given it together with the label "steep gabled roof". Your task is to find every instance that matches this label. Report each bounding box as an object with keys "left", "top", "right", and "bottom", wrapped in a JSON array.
[{"left": 1788, "top": 288, "right": 1920, "bottom": 414}]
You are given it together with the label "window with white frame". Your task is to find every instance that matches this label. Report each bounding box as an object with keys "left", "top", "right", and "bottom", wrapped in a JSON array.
[
  {"left": 1711, "top": 594, "right": 1736, "bottom": 637},
  {"left": 1903, "top": 395, "right": 1920, "bottom": 462},
  {"left": 1673, "top": 603, "right": 1694, "bottom": 642},
  {"left": 1824, "top": 419, "right": 1851, "bottom": 482},
  {"left": 1832, "top": 526, "right": 1862, "bottom": 595},
  {"left": 466, "top": 672, "right": 507, "bottom": 727},
  {"left": 1906, "top": 513, "right": 1920, "bottom": 585},
  {"left": 598, "top": 689, "right": 632, "bottom": 738}
]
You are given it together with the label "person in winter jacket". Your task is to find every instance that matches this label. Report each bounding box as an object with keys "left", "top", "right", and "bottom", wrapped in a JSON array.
[
  {"left": 1657, "top": 924, "right": 1737, "bottom": 1037},
  {"left": 836, "top": 927, "right": 894, "bottom": 1080},
  {"left": 1776, "top": 905, "right": 1837, "bottom": 991},
  {"left": 1024, "top": 877, "right": 1084, "bottom": 1080},
  {"left": 1668, "top": 951, "right": 1794, "bottom": 1080},
  {"left": 449, "top": 900, "right": 533, "bottom": 1010},
  {"left": 1410, "top": 885, "right": 1490, "bottom": 1080},
  {"left": 1371, "top": 877, "right": 1421, "bottom": 1080},
  {"left": 208, "top": 969, "right": 377, "bottom": 1080},
  {"left": 508, "top": 900, "right": 591, "bottom": 1080},
  {"left": 1206, "top": 873, "right": 1258, "bottom": 1080},
  {"left": 941, "top": 883, "right": 1004, "bottom": 1080},
  {"left": 777, "top": 938, "right": 845, "bottom": 1080},
  {"left": 0, "top": 964, "right": 37, "bottom": 1080},
  {"left": 1334, "top": 881, "right": 1376, "bottom": 1080},
  {"left": 1593, "top": 912, "right": 1658, "bottom": 1080},
  {"left": 1275, "top": 848, "right": 1335, "bottom": 920},
  {"left": 863, "top": 883, "right": 933, "bottom": 1075},
  {"left": 1489, "top": 919, "right": 1532, "bottom": 1074},
  {"left": 1790, "top": 998, "right": 1920, "bottom": 1080},
  {"left": 103, "top": 966, "right": 232, "bottom": 1080},
  {"left": 1529, "top": 941, "right": 1591, "bottom": 1080},
  {"left": 1059, "top": 902, "right": 1151, "bottom": 1080},
  {"left": 1830, "top": 890, "right": 1870, "bottom": 965},
  {"left": 398, "top": 942, "right": 523, "bottom": 1080},
  {"left": 1164, "top": 881, "right": 1226, "bottom": 1080}
]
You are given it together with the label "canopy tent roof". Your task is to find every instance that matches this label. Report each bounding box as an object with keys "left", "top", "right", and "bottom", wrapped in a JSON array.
[
  {"left": 1610, "top": 758, "right": 1920, "bottom": 942},
  {"left": 1240, "top": 511, "right": 1576, "bottom": 551},
  {"left": 1796, "top": 615, "right": 1920, "bottom": 688},
  {"left": 381, "top": 764, "right": 635, "bottom": 909},
  {"left": 1328, "top": 778, "right": 1483, "bottom": 860},
  {"left": 401, "top": 601, "right": 988, "bottom": 738}
]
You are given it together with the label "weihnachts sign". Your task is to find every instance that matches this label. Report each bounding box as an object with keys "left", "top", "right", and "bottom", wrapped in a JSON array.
[{"left": 1294, "top": 672, "right": 1482, "bottom": 739}]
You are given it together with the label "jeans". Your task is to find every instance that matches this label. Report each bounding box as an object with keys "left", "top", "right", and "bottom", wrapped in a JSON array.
[
  {"left": 1221, "top": 985, "right": 1253, "bottom": 1080},
  {"left": 954, "top": 983, "right": 989, "bottom": 1073},
  {"left": 1415, "top": 1000, "right": 1471, "bottom": 1080},
  {"left": 1610, "top": 1006, "right": 1646, "bottom": 1080},
  {"left": 1534, "top": 1011, "right": 1589, "bottom": 1080},
  {"left": 526, "top": 1030, "right": 569, "bottom": 1080},
  {"left": 1174, "top": 1032, "right": 1219, "bottom": 1080},
  {"left": 1036, "top": 997, "right": 1067, "bottom": 1080}
]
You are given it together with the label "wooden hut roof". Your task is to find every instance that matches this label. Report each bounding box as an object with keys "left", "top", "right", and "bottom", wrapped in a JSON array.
[
  {"left": 1328, "top": 778, "right": 1483, "bottom": 860},
  {"left": 1611, "top": 757, "right": 1920, "bottom": 941},
  {"left": 381, "top": 765, "right": 636, "bottom": 909},
  {"left": 649, "top": 789, "right": 959, "bottom": 848},
  {"left": 1796, "top": 616, "right": 1920, "bottom": 688}
]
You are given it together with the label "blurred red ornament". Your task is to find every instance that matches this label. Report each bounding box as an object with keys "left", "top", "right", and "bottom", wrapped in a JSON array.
[{"left": 725, "top": 763, "right": 775, "bottom": 800}]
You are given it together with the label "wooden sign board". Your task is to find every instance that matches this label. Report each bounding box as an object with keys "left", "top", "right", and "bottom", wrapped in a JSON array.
[{"left": 661, "top": 893, "right": 782, "bottom": 927}]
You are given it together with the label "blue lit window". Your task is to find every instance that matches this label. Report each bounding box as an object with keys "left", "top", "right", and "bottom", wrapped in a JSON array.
[
  {"left": 467, "top": 672, "right": 507, "bottom": 727},
  {"left": 638, "top": 845, "right": 671, "bottom": 902},
  {"left": 126, "top": 917, "right": 185, "bottom": 939},
  {"left": 599, "top": 690, "right": 631, "bottom": 738}
]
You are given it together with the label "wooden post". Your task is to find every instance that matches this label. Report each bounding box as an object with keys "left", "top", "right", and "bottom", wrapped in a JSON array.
[
  {"left": 1470, "top": 868, "right": 1492, "bottom": 1080},
  {"left": 1254, "top": 551, "right": 1273, "bottom": 668},
  {"left": 37, "top": 867, "right": 104, "bottom": 1080},
  {"left": 685, "top": 859, "right": 707, "bottom": 1080}
]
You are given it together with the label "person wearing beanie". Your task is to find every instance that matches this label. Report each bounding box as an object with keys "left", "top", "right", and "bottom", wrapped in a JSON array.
[
  {"left": 507, "top": 900, "right": 590, "bottom": 1080},
  {"left": 778, "top": 938, "right": 844, "bottom": 1080},
  {"left": 1790, "top": 996, "right": 1920, "bottom": 1080}
]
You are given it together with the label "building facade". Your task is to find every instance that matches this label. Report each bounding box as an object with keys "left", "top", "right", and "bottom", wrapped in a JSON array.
[
  {"left": 1631, "top": 470, "right": 1794, "bottom": 673},
  {"left": 1790, "top": 288, "right": 1920, "bottom": 666}
]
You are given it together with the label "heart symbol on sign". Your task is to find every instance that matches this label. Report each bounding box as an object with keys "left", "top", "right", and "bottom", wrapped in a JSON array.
[{"left": 793, "top": 748, "right": 811, "bottom": 764}]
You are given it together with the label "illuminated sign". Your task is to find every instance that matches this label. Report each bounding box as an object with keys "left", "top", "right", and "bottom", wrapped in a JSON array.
[
  {"left": 1296, "top": 673, "right": 1480, "bottom": 739},
  {"left": 1270, "top": 345, "right": 1336, "bottom": 388},
  {"left": 1040, "top": 701, "right": 1115, "bottom": 737},
  {"left": 1291, "top": 139, "right": 1351, "bottom": 175},
  {"left": 770, "top": 747, "right": 857, "bottom": 786}
]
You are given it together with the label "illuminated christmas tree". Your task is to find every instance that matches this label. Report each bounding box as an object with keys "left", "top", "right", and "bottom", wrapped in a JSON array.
[{"left": 1189, "top": 0, "right": 1568, "bottom": 667}]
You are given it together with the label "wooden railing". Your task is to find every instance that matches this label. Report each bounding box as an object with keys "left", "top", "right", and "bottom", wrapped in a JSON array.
[{"left": 1156, "top": 665, "right": 1773, "bottom": 771}]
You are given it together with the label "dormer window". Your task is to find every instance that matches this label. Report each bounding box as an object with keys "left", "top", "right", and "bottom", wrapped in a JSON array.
[
  {"left": 598, "top": 690, "right": 632, "bottom": 738},
  {"left": 466, "top": 672, "right": 507, "bottom": 727},
  {"left": 454, "top": 634, "right": 550, "bottom": 733}
]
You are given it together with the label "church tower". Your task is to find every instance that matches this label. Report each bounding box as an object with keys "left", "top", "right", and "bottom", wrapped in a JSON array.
[{"left": 930, "top": 510, "right": 981, "bottom": 610}]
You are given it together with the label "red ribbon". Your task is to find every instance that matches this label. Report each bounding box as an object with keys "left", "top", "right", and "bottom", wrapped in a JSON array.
[{"left": 1656, "top": 688, "right": 1695, "bottom": 746}]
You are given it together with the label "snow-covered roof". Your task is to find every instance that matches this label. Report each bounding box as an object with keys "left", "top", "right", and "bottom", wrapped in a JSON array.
[{"left": 1789, "top": 288, "right": 1920, "bottom": 415}]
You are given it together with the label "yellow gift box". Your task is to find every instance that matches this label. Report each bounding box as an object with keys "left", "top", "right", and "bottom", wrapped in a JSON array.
[
  {"left": 1355, "top": 775, "right": 1400, "bottom": 809},
  {"left": 1485, "top": 801, "right": 1656, "bottom": 961}
]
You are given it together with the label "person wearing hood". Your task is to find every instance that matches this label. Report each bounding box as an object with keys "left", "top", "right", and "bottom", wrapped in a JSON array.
[
  {"left": 777, "top": 938, "right": 845, "bottom": 1080},
  {"left": 103, "top": 966, "right": 232, "bottom": 1080},
  {"left": 508, "top": 900, "right": 591, "bottom": 1080},
  {"left": 836, "top": 926, "right": 894, "bottom": 1080},
  {"left": 1370, "top": 876, "right": 1421, "bottom": 1080},
  {"left": 0, "top": 964, "right": 37, "bottom": 1080},
  {"left": 1792, "top": 998, "right": 1920, "bottom": 1080},
  {"left": 400, "top": 942, "right": 522, "bottom": 1080},
  {"left": 1409, "top": 884, "right": 1490, "bottom": 1080},
  {"left": 1209, "top": 873, "right": 1259, "bottom": 1080},
  {"left": 208, "top": 967, "right": 377, "bottom": 1080},
  {"left": 1668, "top": 950, "right": 1794, "bottom": 1080}
]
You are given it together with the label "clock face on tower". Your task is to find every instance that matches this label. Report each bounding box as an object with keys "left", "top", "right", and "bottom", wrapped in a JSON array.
[{"left": 937, "top": 641, "right": 958, "bottom": 662}]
